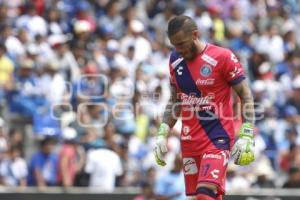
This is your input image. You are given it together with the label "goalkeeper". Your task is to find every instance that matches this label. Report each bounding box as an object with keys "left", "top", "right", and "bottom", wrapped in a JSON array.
[{"left": 154, "top": 15, "right": 255, "bottom": 200}]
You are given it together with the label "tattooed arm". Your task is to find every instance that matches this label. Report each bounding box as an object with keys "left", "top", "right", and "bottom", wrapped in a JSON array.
[
  {"left": 162, "top": 83, "right": 181, "bottom": 128},
  {"left": 233, "top": 79, "right": 255, "bottom": 124},
  {"left": 232, "top": 79, "right": 256, "bottom": 166},
  {"left": 154, "top": 83, "right": 181, "bottom": 166}
]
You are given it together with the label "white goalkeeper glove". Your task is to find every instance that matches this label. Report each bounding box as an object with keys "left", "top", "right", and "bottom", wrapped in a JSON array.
[
  {"left": 231, "top": 123, "right": 255, "bottom": 166},
  {"left": 154, "top": 123, "right": 169, "bottom": 166}
]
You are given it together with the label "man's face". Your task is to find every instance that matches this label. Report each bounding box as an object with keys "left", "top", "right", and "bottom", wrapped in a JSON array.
[
  {"left": 169, "top": 30, "right": 198, "bottom": 60},
  {"left": 42, "top": 143, "right": 54, "bottom": 154}
]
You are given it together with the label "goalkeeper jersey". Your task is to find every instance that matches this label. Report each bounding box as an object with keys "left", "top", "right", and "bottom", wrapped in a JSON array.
[{"left": 169, "top": 43, "right": 245, "bottom": 156}]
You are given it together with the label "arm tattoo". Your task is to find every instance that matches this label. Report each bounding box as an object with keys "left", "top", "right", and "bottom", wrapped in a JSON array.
[
  {"left": 162, "top": 84, "right": 181, "bottom": 128},
  {"left": 233, "top": 80, "right": 255, "bottom": 124}
]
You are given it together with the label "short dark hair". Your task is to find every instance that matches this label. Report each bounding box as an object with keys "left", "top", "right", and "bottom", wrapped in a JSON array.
[
  {"left": 167, "top": 15, "right": 198, "bottom": 37},
  {"left": 40, "top": 136, "right": 56, "bottom": 147}
]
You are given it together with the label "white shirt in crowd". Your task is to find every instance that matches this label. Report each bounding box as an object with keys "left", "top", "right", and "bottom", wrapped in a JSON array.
[
  {"left": 5, "top": 36, "right": 26, "bottom": 58},
  {"left": 120, "top": 35, "right": 152, "bottom": 64},
  {"left": 256, "top": 34, "right": 284, "bottom": 63},
  {"left": 16, "top": 14, "right": 48, "bottom": 39},
  {"left": 0, "top": 157, "right": 28, "bottom": 186},
  {"left": 39, "top": 73, "right": 66, "bottom": 104},
  {"left": 85, "top": 148, "right": 123, "bottom": 192}
]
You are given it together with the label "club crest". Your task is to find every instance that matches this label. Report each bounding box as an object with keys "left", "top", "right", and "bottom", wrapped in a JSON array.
[{"left": 200, "top": 64, "right": 212, "bottom": 77}]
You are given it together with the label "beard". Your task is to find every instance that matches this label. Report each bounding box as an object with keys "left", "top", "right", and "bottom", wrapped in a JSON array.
[
  {"left": 191, "top": 43, "right": 198, "bottom": 58},
  {"left": 184, "top": 43, "right": 198, "bottom": 61}
]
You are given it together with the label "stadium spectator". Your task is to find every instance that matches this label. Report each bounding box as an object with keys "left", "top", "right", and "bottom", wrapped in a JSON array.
[
  {"left": 0, "top": 42, "right": 14, "bottom": 95},
  {"left": 154, "top": 155, "right": 185, "bottom": 200},
  {"left": 16, "top": 3, "right": 48, "bottom": 39},
  {"left": 98, "top": 0, "right": 124, "bottom": 39},
  {"left": 0, "top": 118, "right": 8, "bottom": 160},
  {"left": 8, "top": 128, "right": 24, "bottom": 156},
  {"left": 134, "top": 182, "right": 157, "bottom": 200},
  {"left": 0, "top": 146, "right": 28, "bottom": 187},
  {"left": 84, "top": 143, "right": 123, "bottom": 191},
  {"left": 282, "top": 166, "right": 300, "bottom": 188},
  {"left": 120, "top": 19, "right": 152, "bottom": 63},
  {"left": 39, "top": 59, "right": 68, "bottom": 104},
  {"left": 57, "top": 127, "right": 85, "bottom": 187},
  {"left": 27, "top": 137, "right": 58, "bottom": 187},
  {"left": 6, "top": 58, "right": 47, "bottom": 118},
  {"left": 48, "top": 34, "right": 80, "bottom": 82}
]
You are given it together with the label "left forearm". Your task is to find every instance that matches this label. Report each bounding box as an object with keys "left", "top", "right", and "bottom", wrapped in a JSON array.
[
  {"left": 240, "top": 93, "right": 255, "bottom": 124},
  {"left": 61, "top": 157, "right": 72, "bottom": 186},
  {"left": 232, "top": 81, "right": 256, "bottom": 166},
  {"left": 233, "top": 80, "right": 255, "bottom": 125}
]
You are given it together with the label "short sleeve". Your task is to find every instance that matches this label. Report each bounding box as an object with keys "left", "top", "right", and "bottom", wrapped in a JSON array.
[{"left": 224, "top": 51, "right": 245, "bottom": 85}]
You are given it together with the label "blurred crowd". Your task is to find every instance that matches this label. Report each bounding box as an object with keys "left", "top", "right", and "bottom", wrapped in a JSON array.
[{"left": 0, "top": 0, "right": 299, "bottom": 199}]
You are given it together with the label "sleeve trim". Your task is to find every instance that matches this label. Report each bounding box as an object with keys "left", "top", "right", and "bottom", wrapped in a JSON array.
[{"left": 229, "top": 75, "right": 245, "bottom": 85}]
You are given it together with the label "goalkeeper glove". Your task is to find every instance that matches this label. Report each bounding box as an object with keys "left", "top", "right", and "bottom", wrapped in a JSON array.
[
  {"left": 231, "top": 123, "right": 255, "bottom": 166},
  {"left": 154, "top": 123, "right": 169, "bottom": 166}
]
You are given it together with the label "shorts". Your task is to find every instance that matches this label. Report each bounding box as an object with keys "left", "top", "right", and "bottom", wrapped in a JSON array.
[{"left": 182, "top": 149, "right": 229, "bottom": 196}]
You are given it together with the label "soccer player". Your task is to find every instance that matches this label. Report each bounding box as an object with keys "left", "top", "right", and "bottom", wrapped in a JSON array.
[{"left": 154, "top": 15, "right": 255, "bottom": 200}]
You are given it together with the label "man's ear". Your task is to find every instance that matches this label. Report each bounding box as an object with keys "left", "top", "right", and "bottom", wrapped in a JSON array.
[{"left": 192, "top": 30, "right": 199, "bottom": 40}]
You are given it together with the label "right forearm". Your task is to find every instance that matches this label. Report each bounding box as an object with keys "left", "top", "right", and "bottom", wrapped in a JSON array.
[
  {"left": 19, "top": 178, "right": 27, "bottom": 187},
  {"left": 162, "top": 100, "right": 181, "bottom": 128},
  {"left": 34, "top": 169, "right": 46, "bottom": 187},
  {"left": 162, "top": 84, "right": 181, "bottom": 128},
  {"left": 61, "top": 157, "right": 72, "bottom": 186}
]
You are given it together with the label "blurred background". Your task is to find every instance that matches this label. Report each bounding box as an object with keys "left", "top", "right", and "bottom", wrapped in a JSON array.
[{"left": 0, "top": 0, "right": 300, "bottom": 199}]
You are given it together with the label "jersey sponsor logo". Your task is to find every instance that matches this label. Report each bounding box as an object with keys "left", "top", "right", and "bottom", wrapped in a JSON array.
[
  {"left": 181, "top": 135, "right": 192, "bottom": 140},
  {"left": 182, "top": 126, "right": 192, "bottom": 140},
  {"left": 229, "top": 66, "right": 242, "bottom": 78},
  {"left": 183, "top": 158, "right": 198, "bottom": 175},
  {"left": 200, "top": 64, "right": 212, "bottom": 77},
  {"left": 211, "top": 169, "right": 220, "bottom": 179},
  {"left": 201, "top": 54, "right": 218, "bottom": 66},
  {"left": 216, "top": 138, "right": 226, "bottom": 144},
  {"left": 181, "top": 93, "right": 212, "bottom": 105},
  {"left": 183, "top": 126, "right": 190, "bottom": 135},
  {"left": 196, "top": 78, "right": 215, "bottom": 86},
  {"left": 177, "top": 66, "right": 183, "bottom": 75},
  {"left": 221, "top": 151, "right": 229, "bottom": 166},
  {"left": 171, "top": 57, "right": 184, "bottom": 69},
  {"left": 203, "top": 151, "right": 229, "bottom": 166},
  {"left": 203, "top": 153, "right": 222, "bottom": 160}
]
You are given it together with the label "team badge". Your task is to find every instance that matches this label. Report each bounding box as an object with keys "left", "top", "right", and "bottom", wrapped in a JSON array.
[
  {"left": 200, "top": 64, "right": 212, "bottom": 77},
  {"left": 183, "top": 126, "right": 190, "bottom": 136}
]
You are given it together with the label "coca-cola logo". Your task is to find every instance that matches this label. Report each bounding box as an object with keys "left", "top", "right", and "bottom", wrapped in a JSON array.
[{"left": 196, "top": 78, "right": 215, "bottom": 86}]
